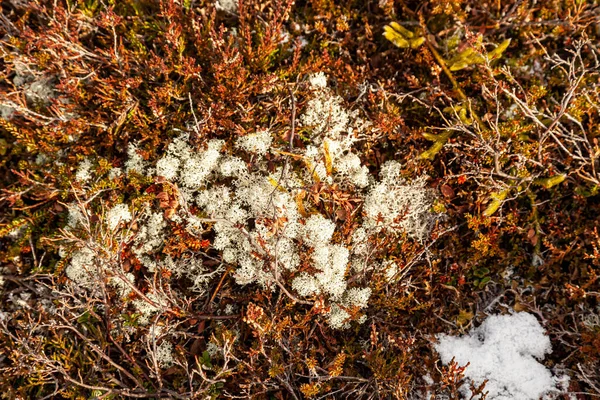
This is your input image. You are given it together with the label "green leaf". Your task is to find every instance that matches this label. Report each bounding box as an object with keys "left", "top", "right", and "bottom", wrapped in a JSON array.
[
  {"left": 575, "top": 184, "right": 599, "bottom": 197},
  {"left": 77, "top": 311, "right": 90, "bottom": 324},
  {"left": 474, "top": 267, "right": 490, "bottom": 278},
  {"left": 202, "top": 350, "right": 213, "bottom": 368},
  {"left": 478, "top": 276, "right": 491, "bottom": 289},
  {"left": 0, "top": 138, "right": 7, "bottom": 156}
]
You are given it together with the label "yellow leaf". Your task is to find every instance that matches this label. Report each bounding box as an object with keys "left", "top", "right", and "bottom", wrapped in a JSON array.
[
  {"left": 448, "top": 39, "right": 511, "bottom": 71},
  {"left": 323, "top": 140, "right": 333, "bottom": 176},
  {"left": 295, "top": 191, "right": 308, "bottom": 217},
  {"left": 383, "top": 26, "right": 409, "bottom": 48},
  {"left": 464, "top": 53, "right": 486, "bottom": 65},
  {"left": 455, "top": 47, "right": 476, "bottom": 59},
  {"left": 449, "top": 50, "right": 485, "bottom": 71},
  {"left": 534, "top": 174, "right": 566, "bottom": 189},
  {"left": 420, "top": 140, "right": 445, "bottom": 160},
  {"left": 303, "top": 159, "right": 321, "bottom": 183},
  {"left": 456, "top": 309, "right": 474, "bottom": 327},
  {"left": 483, "top": 189, "right": 509, "bottom": 216},
  {"left": 449, "top": 61, "right": 470, "bottom": 71},
  {"left": 383, "top": 22, "right": 424, "bottom": 49},
  {"left": 487, "top": 39, "right": 511, "bottom": 60},
  {"left": 422, "top": 130, "right": 452, "bottom": 142},
  {"left": 409, "top": 36, "right": 426, "bottom": 49},
  {"left": 267, "top": 176, "right": 287, "bottom": 193},
  {"left": 390, "top": 21, "right": 414, "bottom": 38},
  {"left": 458, "top": 107, "right": 473, "bottom": 125}
]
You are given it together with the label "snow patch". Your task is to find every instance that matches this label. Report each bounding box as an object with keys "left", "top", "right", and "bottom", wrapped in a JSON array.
[{"left": 434, "top": 312, "right": 567, "bottom": 400}]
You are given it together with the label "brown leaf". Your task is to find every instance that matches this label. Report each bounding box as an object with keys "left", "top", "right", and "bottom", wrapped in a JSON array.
[
  {"left": 513, "top": 302, "right": 527, "bottom": 312},
  {"left": 197, "top": 320, "right": 206, "bottom": 334},
  {"left": 156, "top": 192, "right": 169, "bottom": 202},
  {"left": 162, "top": 366, "right": 179, "bottom": 376},
  {"left": 164, "top": 208, "right": 175, "bottom": 219},
  {"left": 190, "top": 339, "right": 203, "bottom": 356},
  {"left": 441, "top": 184, "right": 455, "bottom": 198},
  {"left": 527, "top": 228, "right": 538, "bottom": 246}
]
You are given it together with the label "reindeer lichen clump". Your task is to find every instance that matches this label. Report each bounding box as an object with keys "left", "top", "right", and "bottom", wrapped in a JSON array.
[{"left": 108, "top": 73, "right": 440, "bottom": 330}]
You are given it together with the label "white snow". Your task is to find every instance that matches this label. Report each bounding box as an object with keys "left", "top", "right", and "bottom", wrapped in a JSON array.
[{"left": 434, "top": 312, "right": 565, "bottom": 400}]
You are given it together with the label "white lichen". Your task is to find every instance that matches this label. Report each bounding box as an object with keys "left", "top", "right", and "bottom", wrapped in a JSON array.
[
  {"left": 235, "top": 130, "right": 273, "bottom": 157},
  {"left": 106, "top": 203, "right": 132, "bottom": 230},
  {"left": 75, "top": 159, "right": 94, "bottom": 183}
]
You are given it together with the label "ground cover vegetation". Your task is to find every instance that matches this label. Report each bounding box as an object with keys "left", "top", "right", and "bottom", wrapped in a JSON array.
[{"left": 1, "top": 0, "right": 600, "bottom": 398}]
